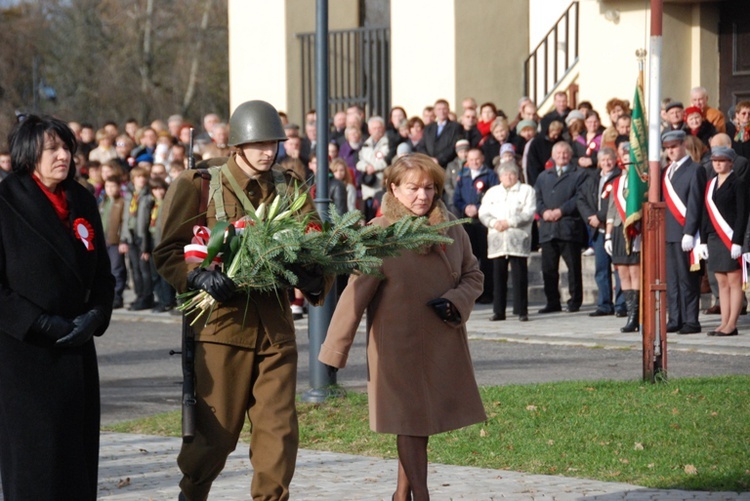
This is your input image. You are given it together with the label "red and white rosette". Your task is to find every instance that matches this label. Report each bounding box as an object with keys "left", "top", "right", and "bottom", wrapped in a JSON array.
[
  {"left": 73, "top": 218, "right": 95, "bottom": 251},
  {"left": 183, "top": 225, "right": 222, "bottom": 268},
  {"left": 475, "top": 180, "right": 485, "bottom": 194}
]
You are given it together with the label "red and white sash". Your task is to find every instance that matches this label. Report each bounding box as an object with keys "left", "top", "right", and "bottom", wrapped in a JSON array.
[
  {"left": 612, "top": 175, "right": 627, "bottom": 224},
  {"left": 663, "top": 168, "right": 701, "bottom": 270},
  {"left": 705, "top": 177, "right": 746, "bottom": 284},
  {"left": 662, "top": 169, "right": 686, "bottom": 226}
]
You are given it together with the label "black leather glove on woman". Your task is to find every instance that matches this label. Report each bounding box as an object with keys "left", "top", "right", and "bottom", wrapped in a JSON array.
[
  {"left": 288, "top": 263, "right": 325, "bottom": 296},
  {"left": 56, "top": 309, "right": 106, "bottom": 347},
  {"left": 187, "top": 267, "right": 236, "bottom": 302},
  {"left": 30, "top": 313, "right": 74, "bottom": 342},
  {"left": 426, "top": 298, "right": 461, "bottom": 325}
]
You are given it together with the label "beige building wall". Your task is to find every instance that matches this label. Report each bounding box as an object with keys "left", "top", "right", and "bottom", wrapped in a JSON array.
[
  {"left": 391, "top": 0, "right": 456, "bottom": 116},
  {"left": 228, "top": 0, "right": 358, "bottom": 119},
  {"left": 571, "top": 0, "right": 720, "bottom": 124},
  {"left": 228, "top": 0, "right": 288, "bottom": 114},
  {"left": 454, "top": 1, "right": 529, "bottom": 116}
]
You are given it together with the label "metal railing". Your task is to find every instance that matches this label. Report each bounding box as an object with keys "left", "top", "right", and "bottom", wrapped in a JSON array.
[
  {"left": 297, "top": 26, "right": 390, "bottom": 124},
  {"left": 524, "top": 1, "right": 579, "bottom": 106}
]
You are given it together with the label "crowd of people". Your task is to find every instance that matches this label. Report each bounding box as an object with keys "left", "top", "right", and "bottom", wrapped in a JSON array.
[
  {"left": 2, "top": 86, "right": 748, "bottom": 335},
  {"left": 2, "top": 87, "right": 749, "bottom": 500}
]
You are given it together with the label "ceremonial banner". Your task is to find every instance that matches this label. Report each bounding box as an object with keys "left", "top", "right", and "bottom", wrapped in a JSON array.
[{"left": 625, "top": 77, "right": 649, "bottom": 248}]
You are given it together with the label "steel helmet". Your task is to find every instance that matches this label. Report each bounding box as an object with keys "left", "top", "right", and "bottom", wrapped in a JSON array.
[{"left": 228, "top": 100, "right": 287, "bottom": 146}]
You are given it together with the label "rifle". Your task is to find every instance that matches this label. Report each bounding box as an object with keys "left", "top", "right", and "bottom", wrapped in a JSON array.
[{"left": 180, "top": 128, "right": 198, "bottom": 441}]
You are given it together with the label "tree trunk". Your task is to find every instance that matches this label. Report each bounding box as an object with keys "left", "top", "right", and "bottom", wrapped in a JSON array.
[
  {"left": 181, "top": 0, "right": 213, "bottom": 116},
  {"left": 139, "top": 0, "right": 155, "bottom": 124}
]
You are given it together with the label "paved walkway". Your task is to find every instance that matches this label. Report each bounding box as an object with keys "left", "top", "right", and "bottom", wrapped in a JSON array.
[
  {"left": 97, "top": 432, "right": 748, "bottom": 500},
  {"left": 81, "top": 296, "right": 748, "bottom": 500}
]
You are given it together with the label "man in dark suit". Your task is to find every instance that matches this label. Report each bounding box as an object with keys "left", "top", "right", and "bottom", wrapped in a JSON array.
[
  {"left": 423, "top": 99, "right": 463, "bottom": 168},
  {"left": 535, "top": 141, "right": 588, "bottom": 313},
  {"left": 661, "top": 130, "right": 707, "bottom": 334}
]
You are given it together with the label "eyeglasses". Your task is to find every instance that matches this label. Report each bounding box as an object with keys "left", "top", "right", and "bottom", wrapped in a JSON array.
[{"left": 116, "top": 142, "right": 127, "bottom": 147}]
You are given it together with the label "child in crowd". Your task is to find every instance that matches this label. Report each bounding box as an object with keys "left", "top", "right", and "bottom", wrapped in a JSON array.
[{"left": 100, "top": 175, "right": 128, "bottom": 309}]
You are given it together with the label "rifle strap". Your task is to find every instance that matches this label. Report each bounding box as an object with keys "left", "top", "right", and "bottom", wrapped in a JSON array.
[{"left": 198, "top": 168, "right": 211, "bottom": 226}]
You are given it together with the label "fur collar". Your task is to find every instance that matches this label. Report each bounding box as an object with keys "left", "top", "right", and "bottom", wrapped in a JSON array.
[{"left": 381, "top": 193, "right": 451, "bottom": 254}]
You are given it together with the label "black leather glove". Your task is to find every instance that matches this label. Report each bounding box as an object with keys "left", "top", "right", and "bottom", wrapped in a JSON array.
[
  {"left": 56, "top": 309, "right": 106, "bottom": 347},
  {"left": 187, "top": 267, "right": 236, "bottom": 302},
  {"left": 30, "top": 313, "right": 74, "bottom": 342},
  {"left": 426, "top": 298, "right": 461, "bottom": 325},
  {"left": 288, "top": 263, "right": 325, "bottom": 296}
]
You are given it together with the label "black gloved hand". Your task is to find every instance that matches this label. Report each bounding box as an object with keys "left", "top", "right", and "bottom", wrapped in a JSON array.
[
  {"left": 30, "top": 313, "right": 74, "bottom": 342},
  {"left": 426, "top": 298, "right": 461, "bottom": 325},
  {"left": 187, "top": 267, "right": 236, "bottom": 302},
  {"left": 56, "top": 309, "right": 105, "bottom": 347},
  {"left": 288, "top": 263, "right": 325, "bottom": 296}
]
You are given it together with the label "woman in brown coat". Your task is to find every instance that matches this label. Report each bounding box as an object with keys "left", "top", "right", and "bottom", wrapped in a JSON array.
[{"left": 319, "top": 153, "right": 487, "bottom": 501}]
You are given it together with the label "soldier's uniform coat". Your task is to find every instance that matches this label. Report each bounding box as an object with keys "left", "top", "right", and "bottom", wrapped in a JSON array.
[{"left": 153, "top": 156, "right": 328, "bottom": 501}]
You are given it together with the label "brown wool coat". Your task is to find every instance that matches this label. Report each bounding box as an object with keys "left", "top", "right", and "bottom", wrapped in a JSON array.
[{"left": 319, "top": 194, "right": 487, "bottom": 436}]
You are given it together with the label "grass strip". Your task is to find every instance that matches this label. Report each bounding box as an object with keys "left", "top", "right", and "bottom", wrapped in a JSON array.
[{"left": 104, "top": 375, "right": 750, "bottom": 491}]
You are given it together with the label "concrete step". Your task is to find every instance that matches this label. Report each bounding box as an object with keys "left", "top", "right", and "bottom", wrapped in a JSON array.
[{"left": 521, "top": 249, "right": 598, "bottom": 305}]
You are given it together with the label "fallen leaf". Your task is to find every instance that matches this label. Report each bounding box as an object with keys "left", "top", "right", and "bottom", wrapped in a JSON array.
[
  {"left": 648, "top": 463, "right": 655, "bottom": 469},
  {"left": 684, "top": 464, "right": 698, "bottom": 475},
  {"left": 526, "top": 405, "right": 537, "bottom": 412},
  {"left": 139, "top": 448, "right": 148, "bottom": 454},
  {"left": 480, "top": 428, "right": 488, "bottom": 438},
  {"left": 619, "top": 458, "right": 630, "bottom": 464},
  {"left": 710, "top": 411, "right": 718, "bottom": 417},
  {"left": 117, "top": 477, "right": 131, "bottom": 488},
  {"left": 547, "top": 439, "right": 554, "bottom": 445},
  {"left": 672, "top": 408, "right": 680, "bottom": 415},
  {"left": 634, "top": 442, "right": 644, "bottom": 450},
  {"left": 672, "top": 388, "right": 680, "bottom": 394}
]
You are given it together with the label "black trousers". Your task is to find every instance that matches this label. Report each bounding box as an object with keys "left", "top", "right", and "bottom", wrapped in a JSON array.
[
  {"left": 665, "top": 241, "right": 701, "bottom": 329},
  {"left": 492, "top": 255, "right": 528, "bottom": 316},
  {"left": 540, "top": 239, "right": 583, "bottom": 309},
  {"left": 463, "top": 221, "right": 493, "bottom": 300}
]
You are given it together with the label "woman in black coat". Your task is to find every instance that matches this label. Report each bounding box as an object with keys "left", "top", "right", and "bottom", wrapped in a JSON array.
[
  {"left": 0, "top": 115, "right": 114, "bottom": 500},
  {"left": 702, "top": 146, "right": 747, "bottom": 337}
]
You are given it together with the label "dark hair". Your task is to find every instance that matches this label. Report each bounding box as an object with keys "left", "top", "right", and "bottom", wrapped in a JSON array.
[
  {"left": 149, "top": 177, "right": 169, "bottom": 190},
  {"left": 8, "top": 115, "right": 77, "bottom": 182}
]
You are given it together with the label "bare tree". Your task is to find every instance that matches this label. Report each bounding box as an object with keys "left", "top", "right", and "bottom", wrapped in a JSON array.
[{"left": 0, "top": 0, "right": 229, "bottom": 145}]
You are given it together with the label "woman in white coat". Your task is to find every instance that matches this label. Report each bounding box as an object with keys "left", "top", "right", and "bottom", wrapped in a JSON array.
[{"left": 479, "top": 162, "right": 537, "bottom": 321}]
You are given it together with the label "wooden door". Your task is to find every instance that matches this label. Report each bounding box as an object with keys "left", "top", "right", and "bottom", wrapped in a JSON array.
[{"left": 719, "top": 1, "right": 750, "bottom": 115}]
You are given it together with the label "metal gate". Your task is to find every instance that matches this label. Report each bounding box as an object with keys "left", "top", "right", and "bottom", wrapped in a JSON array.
[{"left": 297, "top": 26, "right": 390, "bottom": 123}]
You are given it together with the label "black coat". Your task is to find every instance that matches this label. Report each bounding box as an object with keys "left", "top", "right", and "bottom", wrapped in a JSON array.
[
  {"left": 701, "top": 172, "right": 748, "bottom": 246},
  {"left": 423, "top": 120, "right": 463, "bottom": 167},
  {"left": 0, "top": 173, "right": 114, "bottom": 500},
  {"left": 662, "top": 157, "right": 707, "bottom": 243},
  {"left": 535, "top": 165, "right": 588, "bottom": 245},
  {"left": 577, "top": 167, "right": 622, "bottom": 230}
]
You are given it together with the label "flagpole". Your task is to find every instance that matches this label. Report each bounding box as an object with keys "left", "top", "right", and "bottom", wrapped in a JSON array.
[
  {"left": 641, "top": 0, "right": 667, "bottom": 383},
  {"left": 647, "top": 0, "right": 663, "bottom": 203}
]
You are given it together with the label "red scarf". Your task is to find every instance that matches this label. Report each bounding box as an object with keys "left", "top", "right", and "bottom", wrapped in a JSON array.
[
  {"left": 33, "top": 175, "right": 70, "bottom": 227},
  {"left": 477, "top": 120, "right": 492, "bottom": 138}
]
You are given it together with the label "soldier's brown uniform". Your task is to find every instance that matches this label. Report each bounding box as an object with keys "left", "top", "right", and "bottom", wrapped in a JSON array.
[{"left": 153, "top": 155, "right": 328, "bottom": 500}]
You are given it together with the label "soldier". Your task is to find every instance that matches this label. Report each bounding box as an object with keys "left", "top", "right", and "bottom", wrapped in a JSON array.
[{"left": 153, "top": 100, "right": 331, "bottom": 500}]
